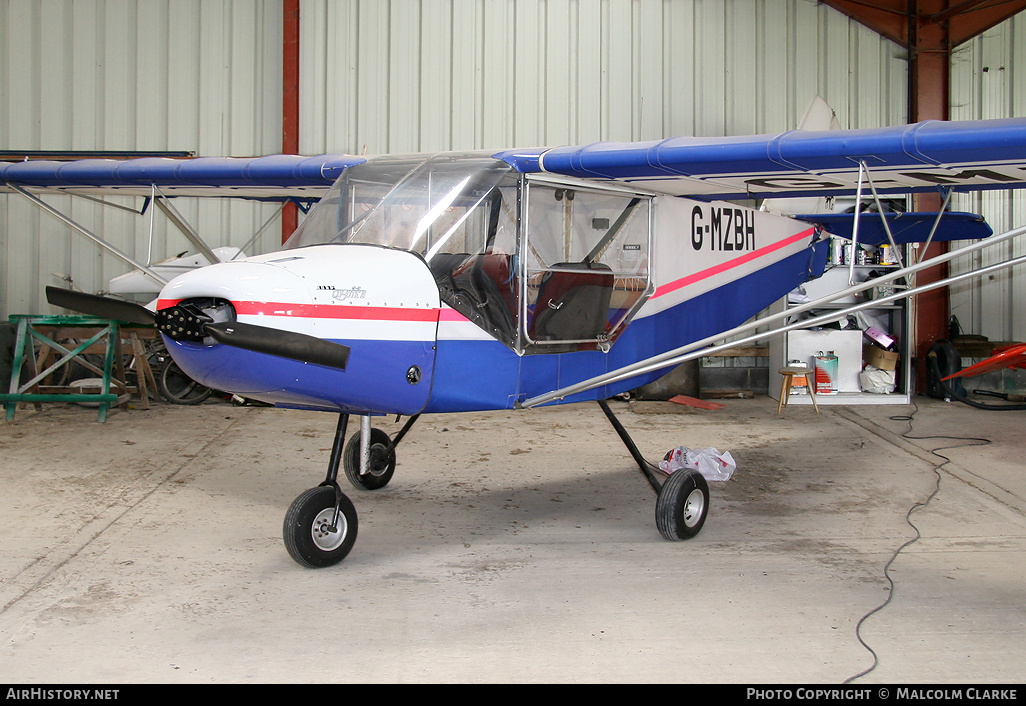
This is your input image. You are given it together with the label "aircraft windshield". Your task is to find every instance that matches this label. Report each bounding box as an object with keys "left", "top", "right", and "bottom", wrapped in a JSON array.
[{"left": 284, "top": 154, "right": 522, "bottom": 346}]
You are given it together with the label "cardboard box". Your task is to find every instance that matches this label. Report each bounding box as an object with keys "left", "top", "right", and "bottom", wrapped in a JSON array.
[{"left": 863, "top": 343, "right": 899, "bottom": 371}]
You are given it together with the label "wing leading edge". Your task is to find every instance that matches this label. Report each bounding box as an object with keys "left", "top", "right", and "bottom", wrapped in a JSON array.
[
  {"left": 0, "top": 154, "right": 366, "bottom": 199},
  {"left": 496, "top": 117, "right": 1026, "bottom": 201},
  {"left": 4, "top": 117, "right": 1026, "bottom": 202}
]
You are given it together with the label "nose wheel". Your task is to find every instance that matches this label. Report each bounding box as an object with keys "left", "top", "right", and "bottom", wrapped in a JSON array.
[
  {"left": 282, "top": 486, "right": 358, "bottom": 568},
  {"left": 283, "top": 412, "right": 421, "bottom": 567}
]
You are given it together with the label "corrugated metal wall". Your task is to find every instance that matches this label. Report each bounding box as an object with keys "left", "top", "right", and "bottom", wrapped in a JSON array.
[
  {"left": 2, "top": 0, "right": 912, "bottom": 319},
  {"left": 949, "top": 13, "right": 1026, "bottom": 343},
  {"left": 299, "top": 0, "right": 908, "bottom": 155},
  {"left": 0, "top": 0, "right": 284, "bottom": 316}
]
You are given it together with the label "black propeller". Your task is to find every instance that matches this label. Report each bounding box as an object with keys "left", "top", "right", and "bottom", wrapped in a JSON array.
[
  {"left": 45, "top": 286, "right": 351, "bottom": 371},
  {"left": 45, "top": 286, "right": 156, "bottom": 326},
  {"left": 202, "top": 320, "right": 350, "bottom": 370}
]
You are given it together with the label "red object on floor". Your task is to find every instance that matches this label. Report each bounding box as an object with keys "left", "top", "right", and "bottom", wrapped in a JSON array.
[{"left": 669, "top": 395, "right": 725, "bottom": 410}]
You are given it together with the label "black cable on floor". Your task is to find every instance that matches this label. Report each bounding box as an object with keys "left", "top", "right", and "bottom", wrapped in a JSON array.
[{"left": 843, "top": 401, "right": 992, "bottom": 683}]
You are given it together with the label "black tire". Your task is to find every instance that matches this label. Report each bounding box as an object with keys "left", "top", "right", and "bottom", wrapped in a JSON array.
[
  {"left": 283, "top": 486, "right": 358, "bottom": 568},
  {"left": 159, "top": 359, "right": 213, "bottom": 405},
  {"left": 342, "top": 428, "right": 396, "bottom": 490},
  {"left": 655, "top": 469, "right": 709, "bottom": 540}
]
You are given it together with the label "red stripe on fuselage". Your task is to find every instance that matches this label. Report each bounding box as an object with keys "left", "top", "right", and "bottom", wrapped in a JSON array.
[
  {"left": 653, "top": 227, "right": 815, "bottom": 299},
  {"left": 156, "top": 229, "right": 814, "bottom": 326},
  {"left": 156, "top": 299, "right": 440, "bottom": 322}
]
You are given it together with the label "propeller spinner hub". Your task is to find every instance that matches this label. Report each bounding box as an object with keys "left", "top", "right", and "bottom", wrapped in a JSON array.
[
  {"left": 155, "top": 304, "right": 212, "bottom": 342},
  {"left": 154, "top": 298, "right": 236, "bottom": 342}
]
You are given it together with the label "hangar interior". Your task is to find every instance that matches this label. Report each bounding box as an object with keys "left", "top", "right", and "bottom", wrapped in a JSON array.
[{"left": 1, "top": 0, "right": 1025, "bottom": 685}]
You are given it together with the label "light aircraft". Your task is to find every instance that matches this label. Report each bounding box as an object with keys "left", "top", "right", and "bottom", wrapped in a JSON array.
[{"left": 4, "top": 114, "right": 1026, "bottom": 567}]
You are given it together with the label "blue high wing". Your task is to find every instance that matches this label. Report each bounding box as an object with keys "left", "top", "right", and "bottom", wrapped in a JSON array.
[
  {"left": 496, "top": 117, "right": 1026, "bottom": 201},
  {"left": 0, "top": 154, "right": 366, "bottom": 199},
  {"left": 4, "top": 117, "right": 1026, "bottom": 203}
]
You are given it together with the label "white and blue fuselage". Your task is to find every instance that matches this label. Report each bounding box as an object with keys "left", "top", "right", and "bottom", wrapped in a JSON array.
[{"left": 158, "top": 154, "right": 827, "bottom": 416}]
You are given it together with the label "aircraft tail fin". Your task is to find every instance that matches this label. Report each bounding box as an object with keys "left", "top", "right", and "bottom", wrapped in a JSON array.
[
  {"left": 761, "top": 96, "right": 841, "bottom": 216},
  {"left": 796, "top": 95, "right": 842, "bottom": 132}
]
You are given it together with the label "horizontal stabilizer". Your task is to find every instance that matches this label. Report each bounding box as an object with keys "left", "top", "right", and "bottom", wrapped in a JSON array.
[{"left": 796, "top": 211, "right": 993, "bottom": 246}]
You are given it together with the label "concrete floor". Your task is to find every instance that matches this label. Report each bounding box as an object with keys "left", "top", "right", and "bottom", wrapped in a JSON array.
[{"left": 1, "top": 393, "right": 1024, "bottom": 684}]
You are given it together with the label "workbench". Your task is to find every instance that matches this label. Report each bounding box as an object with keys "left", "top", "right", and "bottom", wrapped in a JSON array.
[{"left": 2, "top": 315, "right": 158, "bottom": 422}]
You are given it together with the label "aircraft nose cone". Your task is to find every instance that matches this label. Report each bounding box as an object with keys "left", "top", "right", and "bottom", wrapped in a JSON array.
[
  {"left": 157, "top": 258, "right": 310, "bottom": 314},
  {"left": 156, "top": 244, "right": 443, "bottom": 415}
]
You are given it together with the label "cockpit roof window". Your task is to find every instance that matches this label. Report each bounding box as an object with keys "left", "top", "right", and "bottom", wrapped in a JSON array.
[{"left": 283, "top": 153, "right": 516, "bottom": 256}]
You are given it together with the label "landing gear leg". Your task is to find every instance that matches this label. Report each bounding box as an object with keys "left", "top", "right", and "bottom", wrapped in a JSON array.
[
  {"left": 597, "top": 399, "right": 710, "bottom": 541},
  {"left": 283, "top": 413, "right": 359, "bottom": 567},
  {"left": 343, "top": 414, "right": 420, "bottom": 491}
]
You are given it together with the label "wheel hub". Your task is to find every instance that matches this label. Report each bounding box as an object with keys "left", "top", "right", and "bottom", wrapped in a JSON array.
[
  {"left": 682, "top": 488, "right": 706, "bottom": 528},
  {"left": 311, "top": 508, "right": 349, "bottom": 551},
  {"left": 366, "top": 444, "right": 392, "bottom": 477}
]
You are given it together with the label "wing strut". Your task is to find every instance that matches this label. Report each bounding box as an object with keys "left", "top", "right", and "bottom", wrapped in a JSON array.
[
  {"left": 9, "top": 182, "right": 263, "bottom": 290},
  {"left": 518, "top": 221, "right": 1026, "bottom": 409},
  {"left": 151, "top": 184, "right": 220, "bottom": 265},
  {"left": 8, "top": 183, "right": 168, "bottom": 287},
  {"left": 850, "top": 159, "right": 905, "bottom": 280},
  {"left": 847, "top": 158, "right": 956, "bottom": 284}
]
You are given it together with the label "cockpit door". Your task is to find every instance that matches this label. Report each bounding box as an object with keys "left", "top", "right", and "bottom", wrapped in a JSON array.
[{"left": 519, "top": 180, "right": 653, "bottom": 353}]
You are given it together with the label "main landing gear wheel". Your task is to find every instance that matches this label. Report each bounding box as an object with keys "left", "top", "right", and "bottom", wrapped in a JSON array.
[
  {"left": 342, "top": 428, "right": 396, "bottom": 490},
  {"left": 655, "top": 469, "right": 709, "bottom": 541},
  {"left": 283, "top": 486, "right": 358, "bottom": 568}
]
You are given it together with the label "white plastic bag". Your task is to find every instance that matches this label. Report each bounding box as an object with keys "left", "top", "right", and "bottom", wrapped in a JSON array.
[
  {"left": 659, "top": 446, "right": 737, "bottom": 481},
  {"left": 859, "top": 364, "right": 895, "bottom": 394}
]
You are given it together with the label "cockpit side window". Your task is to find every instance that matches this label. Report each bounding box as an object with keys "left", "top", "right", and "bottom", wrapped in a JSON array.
[
  {"left": 426, "top": 180, "right": 521, "bottom": 347},
  {"left": 520, "top": 181, "right": 652, "bottom": 353}
]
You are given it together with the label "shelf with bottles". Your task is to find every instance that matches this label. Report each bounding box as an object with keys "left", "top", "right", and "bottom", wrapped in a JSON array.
[
  {"left": 826, "top": 234, "right": 901, "bottom": 269},
  {"left": 770, "top": 237, "right": 912, "bottom": 405},
  {"left": 797, "top": 236, "right": 909, "bottom": 310}
]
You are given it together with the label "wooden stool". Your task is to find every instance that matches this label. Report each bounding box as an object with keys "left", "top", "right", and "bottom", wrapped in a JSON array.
[{"left": 777, "top": 365, "right": 819, "bottom": 414}]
